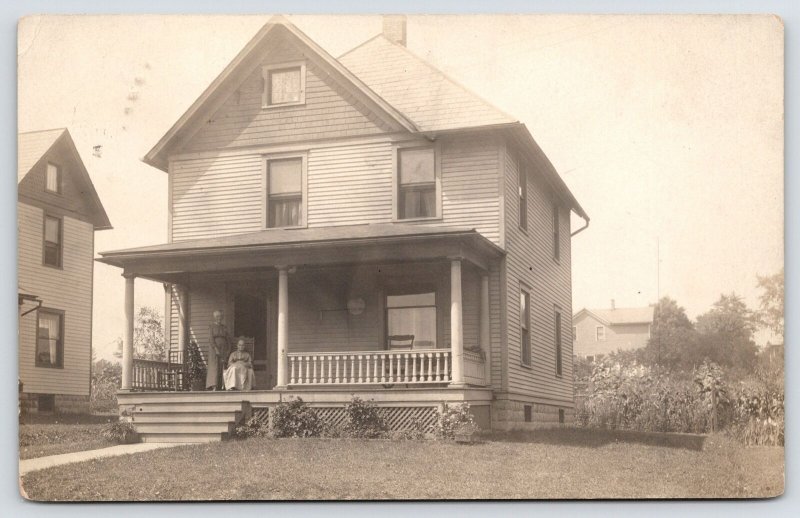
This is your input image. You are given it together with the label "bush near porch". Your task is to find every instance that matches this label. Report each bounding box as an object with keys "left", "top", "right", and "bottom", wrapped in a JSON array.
[{"left": 20, "top": 429, "right": 783, "bottom": 500}]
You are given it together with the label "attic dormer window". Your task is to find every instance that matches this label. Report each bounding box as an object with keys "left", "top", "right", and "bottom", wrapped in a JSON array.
[
  {"left": 262, "top": 62, "right": 306, "bottom": 108},
  {"left": 45, "top": 163, "right": 61, "bottom": 194}
]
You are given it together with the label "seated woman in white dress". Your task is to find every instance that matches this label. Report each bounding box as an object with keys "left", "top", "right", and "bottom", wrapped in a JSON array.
[{"left": 223, "top": 338, "right": 255, "bottom": 391}]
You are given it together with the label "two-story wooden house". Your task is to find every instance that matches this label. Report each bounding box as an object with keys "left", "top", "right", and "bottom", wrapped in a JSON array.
[
  {"left": 18, "top": 128, "right": 112, "bottom": 414},
  {"left": 573, "top": 302, "right": 654, "bottom": 361},
  {"left": 99, "top": 16, "right": 589, "bottom": 442}
]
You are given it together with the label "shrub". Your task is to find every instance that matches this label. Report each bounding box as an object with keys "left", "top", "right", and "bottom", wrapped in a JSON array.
[
  {"left": 233, "top": 415, "right": 271, "bottom": 439},
  {"left": 101, "top": 420, "right": 138, "bottom": 444},
  {"left": 343, "top": 396, "right": 387, "bottom": 438},
  {"left": 435, "top": 403, "right": 476, "bottom": 440},
  {"left": 186, "top": 341, "right": 207, "bottom": 390},
  {"left": 271, "top": 397, "right": 323, "bottom": 438}
]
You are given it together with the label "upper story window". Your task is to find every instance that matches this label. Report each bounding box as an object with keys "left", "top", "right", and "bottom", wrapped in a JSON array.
[
  {"left": 520, "top": 288, "right": 531, "bottom": 366},
  {"left": 552, "top": 204, "right": 560, "bottom": 261},
  {"left": 596, "top": 325, "right": 606, "bottom": 341},
  {"left": 555, "top": 309, "right": 563, "bottom": 376},
  {"left": 43, "top": 215, "right": 62, "bottom": 268},
  {"left": 45, "top": 163, "right": 61, "bottom": 194},
  {"left": 262, "top": 62, "right": 306, "bottom": 108},
  {"left": 518, "top": 162, "right": 528, "bottom": 230},
  {"left": 267, "top": 157, "right": 305, "bottom": 228},
  {"left": 397, "top": 147, "right": 438, "bottom": 220},
  {"left": 36, "top": 309, "right": 64, "bottom": 368}
]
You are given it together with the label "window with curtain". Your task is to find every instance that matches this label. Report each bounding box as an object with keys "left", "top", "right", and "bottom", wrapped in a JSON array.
[
  {"left": 555, "top": 310, "right": 563, "bottom": 376},
  {"left": 398, "top": 147, "right": 436, "bottom": 219},
  {"left": 268, "top": 67, "right": 302, "bottom": 105},
  {"left": 521, "top": 289, "right": 531, "bottom": 366},
  {"left": 386, "top": 292, "right": 437, "bottom": 349},
  {"left": 45, "top": 163, "right": 61, "bottom": 193},
  {"left": 268, "top": 158, "right": 302, "bottom": 228},
  {"left": 43, "top": 215, "right": 62, "bottom": 267},
  {"left": 36, "top": 310, "right": 63, "bottom": 368}
]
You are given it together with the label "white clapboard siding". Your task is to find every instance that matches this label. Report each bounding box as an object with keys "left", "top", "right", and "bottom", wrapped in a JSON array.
[
  {"left": 18, "top": 203, "right": 94, "bottom": 396},
  {"left": 503, "top": 149, "right": 573, "bottom": 404}
]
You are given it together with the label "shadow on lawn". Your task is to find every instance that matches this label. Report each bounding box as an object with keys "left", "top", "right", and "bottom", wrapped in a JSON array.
[{"left": 487, "top": 427, "right": 707, "bottom": 451}]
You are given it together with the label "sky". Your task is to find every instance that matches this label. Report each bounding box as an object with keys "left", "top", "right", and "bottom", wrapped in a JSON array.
[{"left": 17, "top": 14, "right": 783, "bottom": 360}]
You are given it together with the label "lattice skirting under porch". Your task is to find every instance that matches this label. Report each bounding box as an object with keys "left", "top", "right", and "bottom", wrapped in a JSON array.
[{"left": 251, "top": 405, "right": 439, "bottom": 433}]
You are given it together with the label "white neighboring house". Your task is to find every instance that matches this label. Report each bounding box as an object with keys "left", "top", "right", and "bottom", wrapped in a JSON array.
[
  {"left": 18, "top": 129, "right": 111, "bottom": 413},
  {"left": 573, "top": 302, "right": 654, "bottom": 361}
]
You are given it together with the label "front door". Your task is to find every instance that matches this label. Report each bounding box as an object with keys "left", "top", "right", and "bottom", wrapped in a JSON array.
[{"left": 229, "top": 285, "right": 273, "bottom": 389}]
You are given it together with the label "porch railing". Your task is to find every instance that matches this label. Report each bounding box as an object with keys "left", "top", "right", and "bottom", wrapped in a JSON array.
[
  {"left": 288, "top": 350, "right": 452, "bottom": 386},
  {"left": 131, "top": 351, "right": 185, "bottom": 391}
]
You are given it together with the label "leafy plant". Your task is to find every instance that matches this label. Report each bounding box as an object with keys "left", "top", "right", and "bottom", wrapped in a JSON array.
[
  {"left": 343, "top": 396, "right": 387, "bottom": 438},
  {"left": 435, "top": 403, "right": 476, "bottom": 440},
  {"left": 271, "top": 397, "right": 323, "bottom": 438},
  {"left": 186, "top": 341, "right": 207, "bottom": 390},
  {"left": 233, "top": 415, "right": 271, "bottom": 439},
  {"left": 101, "top": 420, "right": 138, "bottom": 443}
]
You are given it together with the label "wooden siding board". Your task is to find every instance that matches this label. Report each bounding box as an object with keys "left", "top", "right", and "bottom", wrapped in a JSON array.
[
  {"left": 502, "top": 145, "right": 574, "bottom": 404},
  {"left": 18, "top": 203, "right": 94, "bottom": 396}
]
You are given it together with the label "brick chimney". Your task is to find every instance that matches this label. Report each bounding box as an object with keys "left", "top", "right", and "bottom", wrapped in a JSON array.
[{"left": 383, "top": 15, "right": 407, "bottom": 47}]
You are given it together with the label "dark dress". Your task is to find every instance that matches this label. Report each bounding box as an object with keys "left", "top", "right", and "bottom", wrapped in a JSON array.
[{"left": 206, "top": 323, "right": 229, "bottom": 389}]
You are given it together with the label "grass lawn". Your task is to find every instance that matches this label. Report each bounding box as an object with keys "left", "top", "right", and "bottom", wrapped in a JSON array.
[
  {"left": 20, "top": 428, "right": 783, "bottom": 500},
  {"left": 19, "top": 413, "right": 117, "bottom": 460}
]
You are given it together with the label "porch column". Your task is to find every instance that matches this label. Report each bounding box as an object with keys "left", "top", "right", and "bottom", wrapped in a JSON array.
[
  {"left": 176, "top": 284, "right": 188, "bottom": 355},
  {"left": 120, "top": 273, "right": 135, "bottom": 391},
  {"left": 275, "top": 266, "right": 290, "bottom": 389},
  {"left": 480, "top": 273, "right": 491, "bottom": 385},
  {"left": 450, "top": 259, "right": 465, "bottom": 386}
]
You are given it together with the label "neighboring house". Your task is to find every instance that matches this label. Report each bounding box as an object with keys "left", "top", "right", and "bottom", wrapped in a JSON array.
[
  {"left": 98, "top": 16, "right": 589, "bottom": 441},
  {"left": 18, "top": 128, "right": 112, "bottom": 413},
  {"left": 573, "top": 302, "right": 654, "bottom": 361}
]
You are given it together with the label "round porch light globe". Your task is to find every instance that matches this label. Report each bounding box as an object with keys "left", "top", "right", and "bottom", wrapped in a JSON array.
[{"left": 347, "top": 297, "right": 365, "bottom": 315}]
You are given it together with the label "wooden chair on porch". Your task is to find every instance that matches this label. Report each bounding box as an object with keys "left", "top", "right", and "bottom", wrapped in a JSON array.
[{"left": 388, "top": 335, "right": 415, "bottom": 350}]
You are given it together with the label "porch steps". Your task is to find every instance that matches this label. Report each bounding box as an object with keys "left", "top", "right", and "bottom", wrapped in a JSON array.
[{"left": 128, "top": 400, "right": 249, "bottom": 443}]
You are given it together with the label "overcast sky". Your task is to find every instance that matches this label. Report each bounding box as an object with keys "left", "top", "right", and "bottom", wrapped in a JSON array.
[{"left": 17, "top": 14, "right": 783, "bottom": 360}]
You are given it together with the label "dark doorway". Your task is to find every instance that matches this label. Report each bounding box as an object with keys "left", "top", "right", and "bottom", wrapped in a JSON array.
[{"left": 234, "top": 293, "right": 268, "bottom": 363}]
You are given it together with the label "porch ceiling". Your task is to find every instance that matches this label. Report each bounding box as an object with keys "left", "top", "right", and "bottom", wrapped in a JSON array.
[{"left": 97, "top": 223, "right": 504, "bottom": 281}]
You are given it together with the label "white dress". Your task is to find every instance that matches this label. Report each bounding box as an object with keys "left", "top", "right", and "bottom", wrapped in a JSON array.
[{"left": 223, "top": 351, "right": 255, "bottom": 390}]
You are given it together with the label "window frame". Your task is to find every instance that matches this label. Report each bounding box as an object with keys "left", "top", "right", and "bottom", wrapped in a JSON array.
[
  {"left": 384, "top": 288, "right": 438, "bottom": 350},
  {"left": 262, "top": 151, "right": 308, "bottom": 230},
  {"left": 35, "top": 308, "right": 65, "bottom": 369},
  {"left": 392, "top": 142, "right": 442, "bottom": 222},
  {"left": 45, "top": 162, "right": 62, "bottom": 194},
  {"left": 520, "top": 286, "right": 531, "bottom": 367},
  {"left": 552, "top": 204, "right": 560, "bottom": 262},
  {"left": 518, "top": 159, "right": 528, "bottom": 231},
  {"left": 42, "top": 213, "right": 63, "bottom": 269},
  {"left": 554, "top": 307, "right": 563, "bottom": 377},
  {"left": 262, "top": 62, "right": 307, "bottom": 109},
  {"left": 596, "top": 325, "right": 606, "bottom": 341}
]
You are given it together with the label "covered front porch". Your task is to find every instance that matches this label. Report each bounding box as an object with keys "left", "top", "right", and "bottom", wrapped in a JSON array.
[{"left": 99, "top": 224, "right": 503, "bottom": 395}]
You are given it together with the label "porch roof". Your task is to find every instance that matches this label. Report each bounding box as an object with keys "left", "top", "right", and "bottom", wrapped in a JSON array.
[{"left": 97, "top": 223, "right": 504, "bottom": 280}]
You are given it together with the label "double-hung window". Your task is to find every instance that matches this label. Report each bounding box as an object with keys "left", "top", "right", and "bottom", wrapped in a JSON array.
[
  {"left": 520, "top": 289, "right": 531, "bottom": 366},
  {"left": 596, "top": 326, "right": 606, "bottom": 341},
  {"left": 267, "top": 157, "right": 304, "bottom": 228},
  {"left": 262, "top": 62, "right": 306, "bottom": 108},
  {"left": 43, "top": 215, "right": 62, "bottom": 268},
  {"left": 386, "top": 291, "right": 437, "bottom": 349},
  {"left": 397, "top": 147, "right": 437, "bottom": 220},
  {"left": 45, "top": 163, "right": 61, "bottom": 194},
  {"left": 36, "top": 310, "right": 64, "bottom": 368}
]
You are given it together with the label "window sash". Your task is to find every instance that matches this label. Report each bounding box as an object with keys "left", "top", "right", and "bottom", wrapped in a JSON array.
[
  {"left": 46, "top": 163, "right": 60, "bottom": 193},
  {"left": 36, "top": 312, "right": 63, "bottom": 367},
  {"left": 386, "top": 292, "right": 437, "bottom": 349},
  {"left": 399, "top": 184, "right": 436, "bottom": 219},
  {"left": 43, "top": 216, "right": 62, "bottom": 267},
  {"left": 596, "top": 326, "right": 605, "bottom": 341},
  {"left": 399, "top": 148, "right": 435, "bottom": 185},
  {"left": 268, "top": 195, "right": 301, "bottom": 228},
  {"left": 269, "top": 68, "right": 302, "bottom": 105},
  {"left": 268, "top": 159, "right": 302, "bottom": 195}
]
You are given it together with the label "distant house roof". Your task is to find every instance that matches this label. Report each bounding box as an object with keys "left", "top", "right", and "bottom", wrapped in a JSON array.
[
  {"left": 142, "top": 17, "right": 589, "bottom": 222},
  {"left": 339, "top": 35, "right": 516, "bottom": 133},
  {"left": 18, "top": 128, "right": 112, "bottom": 230},
  {"left": 574, "top": 306, "right": 655, "bottom": 326}
]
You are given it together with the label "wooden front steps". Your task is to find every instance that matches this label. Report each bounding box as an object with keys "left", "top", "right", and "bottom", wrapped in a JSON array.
[{"left": 127, "top": 398, "right": 249, "bottom": 443}]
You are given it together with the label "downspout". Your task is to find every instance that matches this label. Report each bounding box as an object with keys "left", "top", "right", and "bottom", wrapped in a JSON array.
[{"left": 571, "top": 215, "right": 590, "bottom": 237}]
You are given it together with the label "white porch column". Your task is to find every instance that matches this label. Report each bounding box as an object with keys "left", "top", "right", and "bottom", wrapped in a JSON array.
[
  {"left": 275, "top": 266, "right": 290, "bottom": 389},
  {"left": 450, "top": 259, "right": 465, "bottom": 386},
  {"left": 176, "top": 284, "right": 188, "bottom": 355},
  {"left": 120, "top": 274, "right": 136, "bottom": 391},
  {"left": 480, "top": 273, "right": 491, "bottom": 385}
]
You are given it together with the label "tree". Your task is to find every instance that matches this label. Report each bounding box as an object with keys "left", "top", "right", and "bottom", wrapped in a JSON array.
[
  {"left": 756, "top": 268, "right": 784, "bottom": 341},
  {"left": 695, "top": 293, "right": 758, "bottom": 370},
  {"left": 640, "top": 297, "right": 697, "bottom": 369},
  {"left": 91, "top": 358, "right": 122, "bottom": 412},
  {"left": 113, "top": 306, "right": 166, "bottom": 361}
]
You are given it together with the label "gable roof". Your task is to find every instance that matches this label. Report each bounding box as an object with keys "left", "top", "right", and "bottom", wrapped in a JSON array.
[
  {"left": 574, "top": 306, "right": 655, "bottom": 326},
  {"left": 339, "top": 35, "right": 516, "bottom": 133},
  {"left": 18, "top": 128, "right": 112, "bottom": 230}
]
